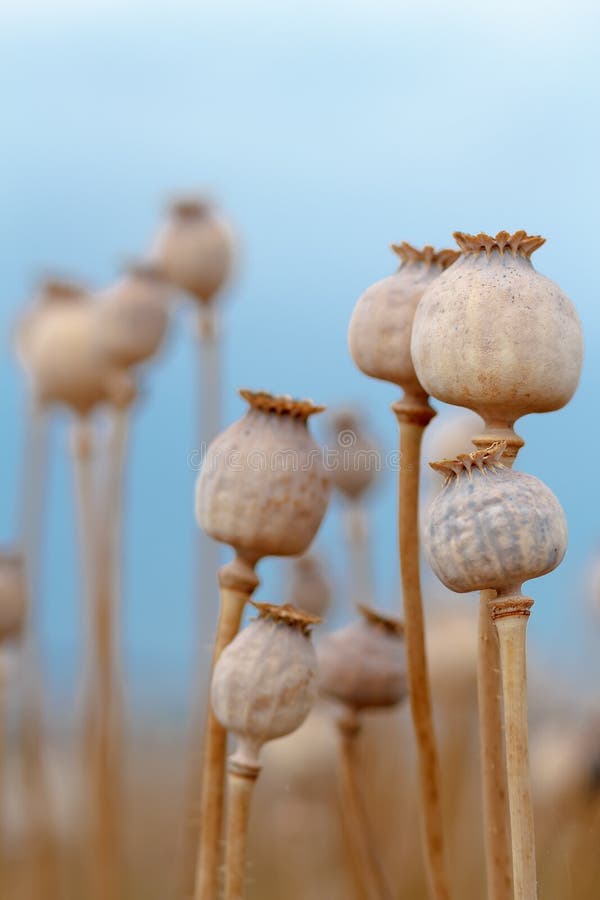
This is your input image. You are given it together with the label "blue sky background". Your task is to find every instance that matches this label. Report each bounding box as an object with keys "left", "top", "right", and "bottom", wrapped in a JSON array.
[{"left": 0, "top": 0, "right": 599, "bottom": 708}]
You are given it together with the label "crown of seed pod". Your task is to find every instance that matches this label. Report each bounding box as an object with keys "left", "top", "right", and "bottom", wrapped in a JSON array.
[
  {"left": 196, "top": 390, "right": 331, "bottom": 564},
  {"left": 0, "top": 552, "right": 27, "bottom": 643},
  {"left": 211, "top": 601, "right": 320, "bottom": 768},
  {"left": 151, "top": 197, "right": 234, "bottom": 304},
  {"left": 318, "top": 604, "right": 407, "bottom": 711},
  {"left": 411, "top": 231, "right": 583, "bottom": 434},
  {"left": 326, "top": 409, "right": 379, "bottom": 500},
  {"left": 17, "top": 279, "right": 134, "bottom": 414},
  {"left": 423, "top": 410, "right": 484, "bottom": 469},
  {"left": 287, "top": 553, "right": 331, "bottom": 618},
  {"left": 424, "top": 442, "right": 567, "bottom": 595},
  {"left": 95, "top": 262, "right": 171, "bottom": 369},
  {"left": 348, "top": 243, "right": 459, "bottom": 397}
]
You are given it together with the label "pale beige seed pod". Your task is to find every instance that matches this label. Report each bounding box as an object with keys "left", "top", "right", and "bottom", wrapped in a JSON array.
[
  {"left": 326, "top": 409, "right": 379, "bottom": 500},
  {"left": 318, "top": 605, "right": 407, "bottom": 711},
  {"left": 424, "top": 442, "right": 567, "bottom": 595},
  {"left": 151, "top": 197, "right": 234, "bottom": 304},
  {"left": 0, "top": 552, "right": 26, "bottom": 643},
  {"left": 287, "top": 554, "right": 331, "bottom": 618},
  {"left": 196, "top": 390, "right": 331, "bottom": 563},
  {"left": 211, "top": 602, "right": 320, "bottom": 768},
  {"left": 95, "top": 262, "right": 171, "bottom": 369},
  {"left": 17, "top": 279, "right": 134, "bottom": 414},
  {"left": 411, "top": 230, "right": 583, "bottom": 439},
  {"left": 348, "top": 243, "right": 459, "bottom": 398}
]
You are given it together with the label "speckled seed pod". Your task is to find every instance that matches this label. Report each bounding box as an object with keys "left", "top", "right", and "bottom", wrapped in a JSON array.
[
  {"left": 287, "top": 554, "right": 331, "bottom": 618},
  {"left": 211, "top": 602, "right": 319, "bottom": 768},
  {"left": 0, "top": 552, "right": 26, "bottom": 643},
  {"left": 348, "top": 243, "right": 459, "bottom": 397},
  {"left": 424, "top": 442, "right": 567, "bottom": 595},
  {"left": 151, "top": 198, "right": 234, "bottom": 304},
  {"left": 318, "top": 605, "right": 407, "bottom": 711},
  {"left": 196, "top": 390, "right": 331, "bottom": 563},
  {"left": 326, "top": 409, "right": 379, "bottom": 500},
  {"left": 95, "top": 263, "right": 171, "bottom": 368},
  {"left": 411, "top": 231, "right": 583, "bottom": 433},
  {"left": 18, "top": 280, "right": 133, "bottom": 414}
]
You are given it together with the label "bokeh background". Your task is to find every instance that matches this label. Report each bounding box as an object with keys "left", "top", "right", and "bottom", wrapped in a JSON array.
[{"left": 1, "top": 0, "right": 599, "bottom": 716}]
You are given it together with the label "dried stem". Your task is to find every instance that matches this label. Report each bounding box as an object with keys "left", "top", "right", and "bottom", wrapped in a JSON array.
[
  {"left": 223, "top": 762, "right": 260, "bottom": 900},
  {"left": 71, "top": 419, "right": 117, "bottom": 900},
  {"left": 473, "top": 434, "right": 521, "bottom": 900},
  {"left": 392, "top": 397, "right": 450, "bottom": 900},
  {"left": 492, "top": 600, "right": 537, "bottom": 900},
  {"left": 19, "top": 405, "right": 62, "bottom": 898},
  {"left": 193, "top": 557, "right": 259, "bottom": 900},
  {"left": 477, "top": 595, "right": 513, "bottom": 900},
  {"left": 88, "top": 403, "right": 130, "bottom": 900},
  {"left": 180, "top": 305, "right": 223, "bottom": 898},
  {"left": 180, "top": 303, "right": 221, "bottom": 897},
  {"left": 196, "top": 304, "right": 222, "bottom": 650},
  {"left": 343, "top": 501, "right": 373, "bottom": 606},
  {"left": 336, "top": 709, "right": 393, "bottom": 900}
]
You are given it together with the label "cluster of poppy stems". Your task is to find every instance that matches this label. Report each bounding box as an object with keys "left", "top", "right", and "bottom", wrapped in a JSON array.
[{"left": 7, "top": 209, "right": 583, "bottom": 900}]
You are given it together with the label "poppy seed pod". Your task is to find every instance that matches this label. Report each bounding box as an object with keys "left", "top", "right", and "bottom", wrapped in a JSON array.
[
  {"left": 411, "top": 231, "right": 583, "bottom": 439},
  {"left": 196, "top": 390, "right": 331, "bottom": 563},
  {"left": 287, "top": 554, "right": 331, "bottom": 618},
  {"left": 326, "top": 409, "right": 379, "bottom": 500},
  {"left": 0, "top": 552, "right": 26, "bottom": 643},
  {"left": 424, "top": 442, "right": 567, "bottom": 596},
  {"left": 151, "top": 197, "right": 234, "bottom": 304},
  {"left": 211, "top": 602, "right": 320, "bottom": 769},
  {"left": 348, "top": 243, "right": 459, "bottom": 398},
  {"left": 18, "top": 281, "right": 134, "bottom": 414},
  {"left": 95, "top": 263, "right": 171, "bottom": 368},
  {"left": 318, "top": 605, "right": 407, "bottom": 711}
]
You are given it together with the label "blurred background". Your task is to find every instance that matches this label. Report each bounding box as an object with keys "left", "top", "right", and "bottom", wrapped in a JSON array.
[{"left": 0, "top": 1, "right": 599, "bottom": 897}]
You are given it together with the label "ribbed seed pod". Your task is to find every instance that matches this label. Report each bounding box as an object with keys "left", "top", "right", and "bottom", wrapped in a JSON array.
[
  {"left": 411, "top": 230, "right": 583, "bottom": 448},
  {"left": 318, "top": 605, "right": 406, "bottom": 711},
  {"left": 0, "top": 552, "right": 26, "bottom": 643},
  {"left": 426, "top": 441, "right": 567, "bottom": 900},
  {"left": 348, "top": 242, "right": 459, "bottom": 397},
  {"left": 95, "top": 263, "right": 171, "bottom": 369},
  {"left": 213, "top": 602, "right": 320, "bottom": 900},
  {"left": 424, "top": 442, "right": 567, "bottom": 595},
  {"left": 212, "top": 601, "right": 319, "bottom": 769},
  {"left": 287, "top": 554, "right": 331, "bottom": 618},
  {"left": 151, "top": 197, "right": 234, "bottom": 304},
  {"left": 197, "top": 390, "right": 330, "bottom": 564}
]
